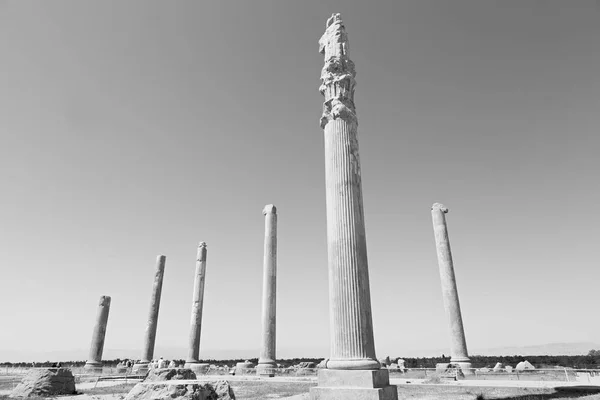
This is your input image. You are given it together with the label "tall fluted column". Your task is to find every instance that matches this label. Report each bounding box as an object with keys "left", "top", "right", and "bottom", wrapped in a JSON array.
[
  {"left": 257, "top": 205, "right": 278, "bottom": 376},
  {"left": 134, "top": 255, "right": 166, "bottom": 373},
  {"left": 185, "top": 242, "right": 208, "bottom": 371},
  {"left": 84, "top": 295, "right": 111, "bottom": 372},
  {"left": 311, "top": 14, "right": 397, "bottom": 400},
  {"left": 319, "top": 13, "right": 378, "bottom": 372},
  {"left": 431, "top": 203, "right": 471, "bottom": 371}
]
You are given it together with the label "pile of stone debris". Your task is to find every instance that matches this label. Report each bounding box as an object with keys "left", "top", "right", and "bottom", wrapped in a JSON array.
[{"left": 125, "top": 368, "right": 235, "bottom": 400}]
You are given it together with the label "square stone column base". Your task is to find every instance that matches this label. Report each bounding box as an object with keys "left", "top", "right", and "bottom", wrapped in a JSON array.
[
  {"left": 435, "top": 362, "right": 473, "bottom": 376},
  {"left": 453, "top": 362, "right": 473, "bottom": 375},
  {"left": 83, "top": 361, "right": 104, "bottom": 374},
  {"left": 256, "top": 364, "right": 276, "bottom": 377},
  {"left": 310, "top": 369, "right": 398, "bottom": 400}
]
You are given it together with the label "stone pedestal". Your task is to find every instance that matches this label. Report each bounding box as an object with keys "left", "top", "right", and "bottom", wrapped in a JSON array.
[
  {"left": 257, "top": 204, "right": 277, "bottom": 377},
  {"left": 84, "top": 295, "right": 111, "bottom": 373},
  {"left": 310, "top": 370, "right": 397, "bottom": 400},
  {"left": 185, "top": 242, "right": 208, "bottom": 370},
  {"left": 431, "top": 203, "right": 471, "bottom": 370},
  {"left": 134, "top": 255, "right": 166, "bottom": 374}
]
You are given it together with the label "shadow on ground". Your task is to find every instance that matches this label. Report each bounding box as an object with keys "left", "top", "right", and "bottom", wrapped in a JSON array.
[{"left": 490, "top": 386, "right": 600, "bottom": 399}]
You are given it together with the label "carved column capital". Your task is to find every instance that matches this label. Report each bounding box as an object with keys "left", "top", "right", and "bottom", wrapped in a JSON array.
[{"left": 318, "top": 13, "right": 357, "bottom": 129}]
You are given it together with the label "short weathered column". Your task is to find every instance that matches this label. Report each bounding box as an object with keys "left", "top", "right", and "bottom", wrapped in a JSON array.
[
  {"left": 311, "top": 13, "right": 398, "bottom": 400},
  {"left": 184, "top": 242, "right": 209, "bottom": 373},
  {"left": 84, "top": 295, "right": 111, "bottom": 373},
  {"left": 257, "top": 204, "right": 277, "bottom": 377},
  {"left": 431, "top": 203, "right": 471, "bottom": 373},
  {"left": 133, "top": 255, "right": 166, "bottom": 373}
]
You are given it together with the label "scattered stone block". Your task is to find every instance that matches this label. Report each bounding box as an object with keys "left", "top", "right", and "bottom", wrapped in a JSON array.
[
  {"left": 9, "top": 368, "right": 76, "bottom": 398},
  {"left": 234, "top": 361, "right": 254, "bottom": 375},
  {"left": 297, "top": 362, "right": 316, "bottom": 369},
  {"left": 516, "top": 360, "right": 535, "bottom": 371}
]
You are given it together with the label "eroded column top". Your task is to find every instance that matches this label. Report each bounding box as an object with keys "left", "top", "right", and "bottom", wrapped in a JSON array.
[
  {"left": 99, "top": 296, "right": 111, "bottom": 307},
  {"left": 196, "top": 242, "right": 207, "bottom": 262},
  {"left": 318, "top": 13, "right": 349, "bottom": 60},
  {"left": 432, "top": 203, "right": 449, "bottom": 213},
  {"left": 263, "top": 204, "right": 277, "bottom": 215}
]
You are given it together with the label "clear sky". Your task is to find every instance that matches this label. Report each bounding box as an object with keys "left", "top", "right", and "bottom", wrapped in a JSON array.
[{"left": 0, "top": 0, "right": 599, "bottom": 362}]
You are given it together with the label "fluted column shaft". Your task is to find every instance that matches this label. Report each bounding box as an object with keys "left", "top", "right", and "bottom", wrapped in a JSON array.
[
  {"left": 140, "top": 255, "right": 166, "bottom": 363},
  {"left": 85, "top": 295, "right": 111, "bottom": 370},
  {"left": 258, "top": 205, "right": 277, "bottom": 372},
  {"left": 324, "top": 119, "right": 378, "bottom": 370},
  {"left": 431, "top": 203, "right": 470, "bottom": 363}
]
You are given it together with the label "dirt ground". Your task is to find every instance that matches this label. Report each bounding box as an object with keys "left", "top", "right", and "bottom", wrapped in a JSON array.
[
  {"left": 3, "top": 378, "right": 600, "bottom": 400},
  {"left": 396, "top": 385, "right": 600, "bottom": 400}
]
